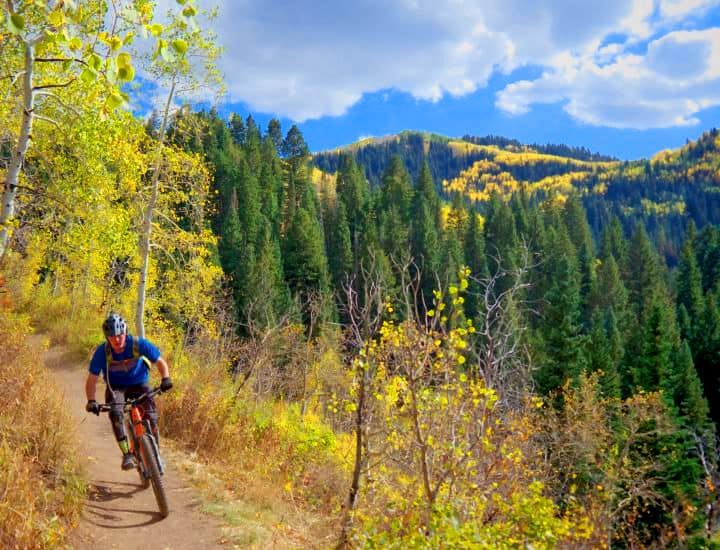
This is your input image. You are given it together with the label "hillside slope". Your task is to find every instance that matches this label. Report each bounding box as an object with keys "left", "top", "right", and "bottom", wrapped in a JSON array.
[{"left": 312, "top": 129, "right": 720, "bottom": 261}]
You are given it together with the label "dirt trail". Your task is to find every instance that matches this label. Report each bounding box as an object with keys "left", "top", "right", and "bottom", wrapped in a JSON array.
[{"left": 43, "top": 344, "right": 228, "bottom": 549}]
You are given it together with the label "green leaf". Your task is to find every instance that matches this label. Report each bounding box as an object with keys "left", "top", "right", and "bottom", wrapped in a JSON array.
[
  {"left": 182, "top": 6, "right": 197, "bottom": 17},
  {"left": 105, "top": 93, "right": 124, "bottom": 110},
  {"left": 176, "top": 0, "right": 187, "bottom": 4},
  {"left": 106, "top": 63, "right": 117, "bottom": 85},
  {"left": 117, "top": 65, "right": 135, "bottom": 82},
  {"left": 170, "top": 39, "right": 188, "bottom": 55},
  {"left": 88, "top": 53, "right": 102, "bottom": 71},
  {"left": 160, "top": 45, "right": 176, "bottom": 63},
  {"left": 80, "top": 67, "right": 97, "bottom": 84},
  {"left": 8, "top": 13, "right": 25, "bottom": 34},
  {"left": 68, "top": 37, "right": 82, "bottom": 51}
]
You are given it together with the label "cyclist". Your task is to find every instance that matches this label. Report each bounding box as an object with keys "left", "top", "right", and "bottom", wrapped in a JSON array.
[{"left": 84, "top": 313, "right": 173, "bottom": 470}]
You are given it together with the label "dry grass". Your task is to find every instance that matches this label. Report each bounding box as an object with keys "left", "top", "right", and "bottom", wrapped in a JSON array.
[
  {"left": 165, "top": 443, "right": 338, "bottom": 549},
  {"left": 0, "top": 290, "right": 86, "bottom": 549},
  {"left": 159, "top": 350, "right": 348, "bottom": 548}
]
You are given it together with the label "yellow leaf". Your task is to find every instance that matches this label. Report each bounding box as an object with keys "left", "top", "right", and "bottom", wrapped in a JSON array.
[
  {"left": 48, "top": 10, "right": 65, "bottom": 27},
  {"left": 116, "top": 52, "right": 132, "bottom": 68}
]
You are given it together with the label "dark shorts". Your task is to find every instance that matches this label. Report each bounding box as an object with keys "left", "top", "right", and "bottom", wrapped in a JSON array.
[{"left": 105, "top": 383, "right": 157, "bottom": 440}]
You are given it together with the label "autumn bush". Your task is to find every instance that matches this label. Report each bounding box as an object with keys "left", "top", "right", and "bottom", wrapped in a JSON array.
[
  {"left": 160, "top": 322, "right": 351, "bottom": 516},
  {"left": 340, "top": 304, "right": 594, "bottom": 548},
  {"left": 0, "top": 284, "right": 85, "bottom": 548}
]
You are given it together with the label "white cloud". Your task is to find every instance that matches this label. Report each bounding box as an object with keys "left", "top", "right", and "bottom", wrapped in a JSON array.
[
  {"left": 205, "top": 0, "right": 665, "bottom": 121},
  {"left": 174, "top": 0, "right": 720, "bottom": 127},
  {"left": 496, "top": 29, "right": 720, "bottom": 129},
  {"left": 659, "top": 0, "right": 718, "bottom": 20}
]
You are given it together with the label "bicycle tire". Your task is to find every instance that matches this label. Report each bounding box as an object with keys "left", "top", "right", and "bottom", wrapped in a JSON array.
[
  {"left": 126, "top": 419, "right": 150, "bottom": 489},
  {"left": 140, "top": 433, "right": 169, "bottom": 517}
]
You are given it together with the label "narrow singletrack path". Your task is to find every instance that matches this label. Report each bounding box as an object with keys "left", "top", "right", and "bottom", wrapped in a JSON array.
[{"left": 43, "top": 343, "right": 228, "bottom": 549}]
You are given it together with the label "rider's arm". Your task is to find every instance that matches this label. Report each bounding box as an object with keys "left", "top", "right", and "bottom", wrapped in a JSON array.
[
  {"left": 155, "top": 356, "right": 170, "bottom": 378},
  {"left": 85, "top": 373, "right": 99, "bottom": 401}
]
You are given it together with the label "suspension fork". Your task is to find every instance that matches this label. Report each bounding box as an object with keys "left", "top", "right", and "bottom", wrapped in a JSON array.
[{"left": 131, "top": 405, "right": 145, "bottom": 438}]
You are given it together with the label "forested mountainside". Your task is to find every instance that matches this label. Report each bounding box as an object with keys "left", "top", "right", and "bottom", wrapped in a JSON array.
[
  {"left": 161, "top": 109, "right": 720, "bottom": 546},
  {"left": 313, "top": 130, "right": 617, "bottom": 187},
  {"left": 313, "top": 129, "right": 720, "bottom": 264}
]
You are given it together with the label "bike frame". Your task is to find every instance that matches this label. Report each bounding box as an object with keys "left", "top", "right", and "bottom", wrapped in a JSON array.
[
  {"left": 98, "top": 386, "right": 169, "bottom": 516},
  {"left": 126, "top": 397, "right": 164, "bottom": 477}
]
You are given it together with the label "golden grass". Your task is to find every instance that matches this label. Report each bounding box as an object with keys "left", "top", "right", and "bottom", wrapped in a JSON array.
[{"left": 0, "top": 285, "right": 86, "bottom": 549}]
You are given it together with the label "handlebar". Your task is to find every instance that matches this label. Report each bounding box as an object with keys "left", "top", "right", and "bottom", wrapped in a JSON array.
[{"left": 97, "top": 387, "right": 163, "bottom": 413}]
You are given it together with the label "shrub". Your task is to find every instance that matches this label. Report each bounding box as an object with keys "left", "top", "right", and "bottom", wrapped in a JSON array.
[{"left": 0, "top": 292, "right": 85, "bottom": 548}]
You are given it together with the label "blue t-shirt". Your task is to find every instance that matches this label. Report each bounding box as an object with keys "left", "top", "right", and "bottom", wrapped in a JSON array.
[{"left": 89, "top": 335, "right": 161, "bottom": 387}]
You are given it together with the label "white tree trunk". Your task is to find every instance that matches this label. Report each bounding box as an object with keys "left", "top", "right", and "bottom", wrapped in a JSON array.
[
  {"left": 135, "top": 77, "right": 176, "bottom": 338},
  {"left": 0, "top": 42, "right": 34, "bottom": 259}
]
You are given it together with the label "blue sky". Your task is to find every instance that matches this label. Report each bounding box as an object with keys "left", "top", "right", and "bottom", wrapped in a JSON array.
[{"left": 159, "top": 0, "right": 720, "bottom": 160}]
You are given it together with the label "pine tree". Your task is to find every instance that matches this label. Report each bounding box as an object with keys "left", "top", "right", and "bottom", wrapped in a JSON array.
[
  {"left": 625, "top": 223, "right": 664, "bottom": 324},
  {"left": 676, "top": 231, "right": 705, "bottom": 344},
  {"left": 667, "top": 341, "right": 709, "bottom": 429},
  {"left": 282, "top": 207, "right": 330, "bottom": 305},
  {"left": 380, "top": 156, "right": 413, "bottom": 221},
  {"left": 696, "top": 293, "right": 720, "bottom": 423},
  {"left": 599, "top": 216, "right": 627, "bottom": 267},
  {"left": 590, "top": 254, "right": 628, "bottom": 325},
  {"left": 536, "top": 225, "right": 587, "bottom": 395},
  {"left": 336, "top": 155, "right": 370, "bottom": 259},
  {"left": 484, "top": 194, "right": 518, "bottom": 297},
  {"left": 588, "top": 310, "right": 621, "bottom": 399},
  {"left": 326, "top": 200, "right": 353, "bottom": 302},
  {"left": 379, "top": 157, "right": 413, "bottom": 265},
  {"left": 633, "top": 298, "right": 677, "bottom": 392},
  {"left": 696, "top": 225, "right": 720, "bottom": 293},
  {"left": 563, "top": 195, "right": 594, "bottom": 257},
  {"left": 244, "top": 115, "right": 263, "bottom": 177},
  {"left": 510, "top": 184, "right": 530, "bottom": 238},
  {"left": 267, "top": 118, "right": 283, "bottom": 155},
  {"left": 250, "top": 218, "right": 290, "bottom": 326},
  {"left": 464, "top": 210, "right": 487, "bottom": 321},
  {"left": 228, "top": 113, "right": 246, "bottom": 145},
  {"left": 259, "top": 138, "right": 283, "bottom": 237},
  {"left": 218, "top": 194, "right": 243, "bottom": 290},
  {"left": 237, "top": 159, "right": 262, "bottom": 249},
  {"left": 410, "top": 163, "right": 441, "bottom": 306}
]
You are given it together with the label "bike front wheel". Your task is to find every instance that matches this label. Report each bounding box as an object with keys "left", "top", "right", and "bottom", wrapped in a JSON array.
[
  {"left": 126, "top": 419, "right": 150, "bottom": 489},
  {"left": 140, "top": 433, "right": 169, "bottom": 517}
]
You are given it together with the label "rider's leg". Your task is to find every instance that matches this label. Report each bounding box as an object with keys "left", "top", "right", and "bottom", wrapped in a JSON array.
[{"left": 105, "top": 387, "right": 134, "bottom": 467}]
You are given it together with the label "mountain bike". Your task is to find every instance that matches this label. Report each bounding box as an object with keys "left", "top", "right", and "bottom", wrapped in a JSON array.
[{"left": 98, "top": 387, "right": 169, "bottom": 518}]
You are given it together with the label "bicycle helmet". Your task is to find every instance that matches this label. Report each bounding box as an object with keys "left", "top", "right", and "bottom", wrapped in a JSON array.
[{"left": 102, "top": 313, "right": 128, "bottom": 337}]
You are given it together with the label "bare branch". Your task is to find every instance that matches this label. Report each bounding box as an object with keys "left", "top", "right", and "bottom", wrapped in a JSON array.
[
  {"left": 3, "top": 70, "right": 26, "bottom": 101},
  {"left": 33, "top": 78, "right": 76, "bottom": 91},
  {"left": 12, "top": 183, "right": 72, "bottom": 211},
  {"left": 32, "top": 114, "right": 61, "bottom": 129},
  {"left": 34, "top": 91, "right": 81, "bottom": 117}
]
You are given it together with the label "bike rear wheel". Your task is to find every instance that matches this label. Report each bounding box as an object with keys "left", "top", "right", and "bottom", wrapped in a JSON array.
[{"left": 140, "top": 433, "right": 169, "bottom": 517}]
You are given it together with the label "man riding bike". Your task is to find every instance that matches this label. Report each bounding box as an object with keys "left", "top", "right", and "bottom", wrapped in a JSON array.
[{"left": 84, "top": 313, "right": 173, "bottom": 470}]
